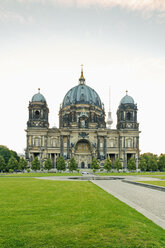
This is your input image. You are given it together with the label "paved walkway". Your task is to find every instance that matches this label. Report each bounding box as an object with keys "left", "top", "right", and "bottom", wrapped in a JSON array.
[{"left": 92, "top": 180, "right": 165, "bottom": 230}]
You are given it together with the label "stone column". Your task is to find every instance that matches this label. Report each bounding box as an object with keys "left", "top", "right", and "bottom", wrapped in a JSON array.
[
  {"left": 54, "top": 154, "right": 57, "bottom": 168},
  {"left": 41, "top": 136, "right": 43, "bottom": 147},
  {"left": 31, "top": 136, "right": 33, "bottom": 147},
  {"left": 44, "top": 136, "right": 47, "bottom": 149},
  {"left": 104, "top": 137, "right": 107, "bottom": 159},
  {"left": 124, "top": 137, "right": 125, "bottom": 148},
  {"left": 26, "top": 135, "right": 29, "bottom": 159},
  {"left": 60, "top": 135, "right": 63, "bottom": 156},
  {"left": 67, "top": 136, "right": 70, "bottom": 159},
  {"left": 97, "top": 136, "right": 100, "bottom": 159},
  {"left": 136, "top": 136, "right": 139, "bottom": 150},
  {"left": 118, "top": 135, "right": 122, "bottom": 159},
  {"left": 124, "top": 149, "right": 127, "bottom": 170}
]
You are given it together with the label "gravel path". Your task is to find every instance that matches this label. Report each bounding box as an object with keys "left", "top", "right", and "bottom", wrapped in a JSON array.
[{"left": 92, "top": 180, "right": 165, "bottom": 230}]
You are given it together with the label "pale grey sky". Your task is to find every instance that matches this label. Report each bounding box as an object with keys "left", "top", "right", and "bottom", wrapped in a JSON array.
[{"left": 0, "top": 0, "right": 164, "bottom": 155}]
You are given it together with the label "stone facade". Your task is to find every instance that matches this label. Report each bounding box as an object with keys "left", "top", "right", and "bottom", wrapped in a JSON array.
[{"left": 25, "top": 70, "right": 140, "bottom": 169}]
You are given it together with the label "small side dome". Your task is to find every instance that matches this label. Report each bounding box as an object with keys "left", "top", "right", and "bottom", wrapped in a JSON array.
[
  {"left": 120, "top": 91, "right": 134, "bottom": 105},
  {"left": 32, "top": 88, "right": 46, "bottom": 103}
]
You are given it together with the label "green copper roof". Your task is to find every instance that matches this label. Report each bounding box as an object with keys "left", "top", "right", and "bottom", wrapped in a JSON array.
[
  {"left": 62, "top": 84, "right": 102, "bottom": 108},
  {"left": 32, "top": 92, "right": 46, "bottom": 103},
  {"left": 120, "top": 94, "right": 134, "bottom": 105}
]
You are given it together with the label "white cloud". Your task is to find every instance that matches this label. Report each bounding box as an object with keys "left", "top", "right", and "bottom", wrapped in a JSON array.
[
  {"left": 0, "top": 10, "right": 24, "bottom": 23},
  {"left": 0, "top": 9, "right": 33, "bottom": 24},
  {"left": 17, "top": 0, "right": 165, "bottom": 12}
]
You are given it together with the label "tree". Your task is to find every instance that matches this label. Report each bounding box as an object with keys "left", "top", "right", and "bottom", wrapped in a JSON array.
[
  {"left": 104, "top": 158, "right": 112, "bottom": 172},
  {"left": 148, "top": 156, "right": 158, "bottom": 171},
  {"left": 0, "top": 155, "right": 6, "bottom": 172},
  {"left": 0, "top": 145, "right": 19, "bottom": 164},
  {"left": 138, "top": 157, "right": 147, "bottom": 171},
  {"left": 113, "top": 158, "right": 122, "bottom": 172},
  {"left": 31, "top": 157, "right": 40, "bottom": 171},
  {"left": 18, "top": 157, "right": 28, "bottom": 171},
  {"left": 158, "top": 154, "right": 165, "bottom": 171},
  {"left": 44, "top": 158, "right": 52, "bottom": 171},
  {"left": 68, "top": 157, "right": 78, "bottom": 172},
  {"left": 10, "top": 150, "right": 19, "bottom": 163},
  {"left": 7, "top": 156, "right": 18, "bottom": 172},
  {"left": 91, "top": 158, "right": 100, "bottom": 171},
  {"left": 127, "top": 157, "right": 136, "bottom": 171},
  {"left": 56, "top": 156, "right": 66, "bottom": 171},
  {"left": 140, "top": 153, "right": 158, "bottom": 171}
]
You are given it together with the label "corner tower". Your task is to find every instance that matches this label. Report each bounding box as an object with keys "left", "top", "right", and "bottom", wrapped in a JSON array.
[
  {"left": 27, "top": 89, "right": 49, "bottom": 128},
  {"left": 117, "top": 91, "right": 139, "bottom": 130}
]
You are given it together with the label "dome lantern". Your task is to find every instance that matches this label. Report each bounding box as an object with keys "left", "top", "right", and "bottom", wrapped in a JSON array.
[{"left": 79, "top": 64, "right": 85, "bottom": 85}]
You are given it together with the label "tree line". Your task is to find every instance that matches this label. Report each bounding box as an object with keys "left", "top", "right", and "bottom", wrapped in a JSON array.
[
  {"left": 30, "top": 156, "right": 78, "bottom": 172},
  {"left": 102, "top": 153, "right": 165, "bottom": 172},
  {"left": 138, "top": 153, "right": 165, "bottom": 172},
  {"left": 0, "top": 145, "right": 165, "bottom": 173}
]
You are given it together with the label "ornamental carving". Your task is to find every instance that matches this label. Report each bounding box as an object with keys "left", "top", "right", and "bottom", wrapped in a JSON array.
[{"left": 78, "top": 132, "right": 89, "bottom": 138}]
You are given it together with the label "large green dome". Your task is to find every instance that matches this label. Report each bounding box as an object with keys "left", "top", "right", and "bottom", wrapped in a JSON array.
[
  {"left": 62, "top": 68, "right": 102, "bottom": 109},
  {"left": 62, "top": 83, "right": 102, "bottom": 108}
]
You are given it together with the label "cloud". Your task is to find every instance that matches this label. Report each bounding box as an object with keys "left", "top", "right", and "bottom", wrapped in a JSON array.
[
  {"left": 17, "top": 0, "right": 165, "bottom": 12},
  {"left": 0, "top": 9, "right": 34, "bottom": 24}
]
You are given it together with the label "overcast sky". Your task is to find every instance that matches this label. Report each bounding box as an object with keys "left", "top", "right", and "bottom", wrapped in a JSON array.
[{"left": 0, "top": 0, "right": 165, "bottom": 155}]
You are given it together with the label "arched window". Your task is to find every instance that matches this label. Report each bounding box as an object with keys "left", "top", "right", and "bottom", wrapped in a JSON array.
[
  {"left": 34, "top": 110, "right": 40, "bottom": 119},
  {"left": 52, "top": 139, "right": 58, "bottom": 147},
  {"left": 110, "top": 140, "right": 114, "bottom": 148},
  {"left": 126, "top": 112, "right": 132, "bottom": 121},
  {"left": 127, "top": 139, "right": 132, "bottom": 148},
  {"left": 75, "top": 140, "right": 90, "bottom": 153},
  {"left": 34, "top": 138, "right": 40, "bottom": 147}
]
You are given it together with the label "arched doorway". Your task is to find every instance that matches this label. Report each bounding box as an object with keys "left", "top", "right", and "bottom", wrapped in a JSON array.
[
  {"left": 81, "top": 162, "right": 85, "bottom": 168},
  {"left": 74, "top": 139, "right": 92, "bottom": 168}
]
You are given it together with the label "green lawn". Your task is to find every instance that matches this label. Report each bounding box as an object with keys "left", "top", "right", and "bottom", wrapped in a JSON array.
[
  {"left": 0, "top": 179, "right": 165, "bottom": 248},
  {"left": 0, "top": 172, "right": 81, "bottom": 177},
  {"left": 145, "top": 176, "right": 165, "bottom": 180},
  {"left": 138, "top": 181, "right": 165, "bottom": 187},
  {"left": 96, "top": 172, "right": 165, "bottom": 176}
]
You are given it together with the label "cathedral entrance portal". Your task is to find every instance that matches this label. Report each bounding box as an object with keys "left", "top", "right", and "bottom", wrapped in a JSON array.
[
  {"left": 75, "top": 140, "right": 92, "bottom": 168},
  {"left": 81, "top": 162, "right": 85, "bottom": 168}
]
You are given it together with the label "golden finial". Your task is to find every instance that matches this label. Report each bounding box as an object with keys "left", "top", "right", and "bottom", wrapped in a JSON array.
[
  {"left": 38, "top": 88, "right": 40, "bottom": 93},
  {"left": 126, "top": 90, "right": 128, "bottom": 95},
  {"left": 80, "top": 64, "right": 84, "bottom": 79},
  {"left": 79, "top": 64, "right": 85, "bottom": 84}
]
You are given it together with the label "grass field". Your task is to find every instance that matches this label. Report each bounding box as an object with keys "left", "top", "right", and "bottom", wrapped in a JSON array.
[
  {"left": 145, "top": 176, "right": 165, "bottom": 180},
  {"left": 138, "top": 181, "right": 165, "bottom": 187},
  {"left": 1, "top": 172, "right": 165, "bottom": 178},
  {"left": 96, "top": 172, "right": 165, "bottom": 176},
  {"left": 0, "top": 179, "right": 165, "bottom": 248},
  {"left": 0, "top": 172, "right": 81, "bottom": 177}
]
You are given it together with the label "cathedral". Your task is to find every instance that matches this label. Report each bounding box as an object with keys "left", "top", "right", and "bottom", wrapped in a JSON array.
[{"left": 25, "top": 67, "right": 140, "bottom": 169}]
